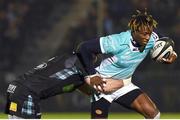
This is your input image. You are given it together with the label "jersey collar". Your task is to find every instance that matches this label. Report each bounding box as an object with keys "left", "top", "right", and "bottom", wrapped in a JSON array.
[{"left": 129, "top": 37, "right": 141, "bottom": 52}]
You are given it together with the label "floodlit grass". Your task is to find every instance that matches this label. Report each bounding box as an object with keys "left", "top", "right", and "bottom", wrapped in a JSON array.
[{"left": 1, "top": 112, "right": 180, "bottom": 119}]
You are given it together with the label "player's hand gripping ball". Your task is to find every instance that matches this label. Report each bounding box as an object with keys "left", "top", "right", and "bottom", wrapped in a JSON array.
[{"left": 150, "top": 37, "right": 174, "bottom": 62}]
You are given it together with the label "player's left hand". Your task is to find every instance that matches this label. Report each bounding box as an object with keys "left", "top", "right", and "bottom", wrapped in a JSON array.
[
  {"left": 160, "top": 51, "right": 177, "bottom": 64},
  {"left": 85, "top": 73, "right": 106, "bottom": 92}
]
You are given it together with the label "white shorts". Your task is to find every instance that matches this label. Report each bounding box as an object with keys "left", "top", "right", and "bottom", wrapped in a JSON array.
[{"left": 92, "top": 82, "right": 140, "bottom": 103}]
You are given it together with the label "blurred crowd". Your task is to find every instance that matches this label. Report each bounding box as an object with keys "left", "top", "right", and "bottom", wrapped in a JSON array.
[
  {"left": 0, "top": 0, "right": 74, "bottom": 110},
  {"left": 0, "top": 0, "right": 31, "bottom": 71},
  {"left": 65, "top": 0, "right": 179, "bottom": 44},
  {"left": 0, "top": 0, "right": 74, "bottom": 72}
]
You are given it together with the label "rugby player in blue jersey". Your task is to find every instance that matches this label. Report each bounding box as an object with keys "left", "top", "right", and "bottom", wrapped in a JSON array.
[{"left": 77, "top": 10, "right": 177, "bottom": 119}]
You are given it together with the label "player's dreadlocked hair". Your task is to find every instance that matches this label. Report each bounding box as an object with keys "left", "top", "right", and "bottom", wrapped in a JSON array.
[{"left": 128, "top": 9, "right": 158, "bottom": 32}]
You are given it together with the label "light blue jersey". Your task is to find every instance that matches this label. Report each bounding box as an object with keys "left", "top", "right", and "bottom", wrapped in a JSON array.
[{"left": 95, "top": 30, "right": 159, "bottom": 79}]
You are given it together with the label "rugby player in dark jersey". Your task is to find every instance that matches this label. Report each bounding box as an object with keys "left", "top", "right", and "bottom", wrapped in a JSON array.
[
  {"left": 4, "top": 53, "right": 97, "bottom": 119},
  {"left": 4, "top": 36, "right": 110, "bottom": 119}
]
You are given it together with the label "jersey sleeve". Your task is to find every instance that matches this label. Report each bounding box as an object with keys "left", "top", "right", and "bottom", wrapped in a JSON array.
[{"left": 99, "top": 34, "right": 123, "bottom": 54}]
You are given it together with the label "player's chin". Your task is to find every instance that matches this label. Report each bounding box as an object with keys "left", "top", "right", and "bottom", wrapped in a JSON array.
[
  {"left": 141, "top": 42, "right": 148, "bottom": 46},
  {"left": 138, "top": 42, "right": 146, "bottom": 47}
]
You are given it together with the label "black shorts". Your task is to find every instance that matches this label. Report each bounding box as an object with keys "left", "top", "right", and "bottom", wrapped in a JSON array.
[
  {"left": 91, "top": 89, "right": 143, "bottom": 118},
  {"left": 114, "top": 89, "right": 143, "bottom": 109},
  {"left": 5, "top": 81, "right": 41, "bottom": 119}
]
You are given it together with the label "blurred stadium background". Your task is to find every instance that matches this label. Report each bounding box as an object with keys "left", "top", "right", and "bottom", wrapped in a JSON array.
[{"left": 0, "top": 0, "right": 179, "bottom": 119}]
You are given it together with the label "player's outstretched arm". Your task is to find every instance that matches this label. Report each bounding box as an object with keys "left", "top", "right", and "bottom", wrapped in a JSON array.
[{"left": 77, "top": 38, "right": 106, "bottom": 91}]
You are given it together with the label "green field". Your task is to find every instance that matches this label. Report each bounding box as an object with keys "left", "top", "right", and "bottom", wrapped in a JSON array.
[{"left": 1, "top": 112, "right": 180, "bottom": 119}]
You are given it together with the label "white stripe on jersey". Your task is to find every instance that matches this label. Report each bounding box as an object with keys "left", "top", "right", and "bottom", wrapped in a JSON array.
[{"left": 152, "top": 32, "right": 159, "bottom": 42}]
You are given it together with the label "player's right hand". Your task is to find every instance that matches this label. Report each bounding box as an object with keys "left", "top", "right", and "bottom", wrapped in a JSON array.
[
  {"left": 161, "top": 51, "right": 177, "bottom": 64},
  {"left": 85, "top": 73, "right": 106, "bottom": 92}
]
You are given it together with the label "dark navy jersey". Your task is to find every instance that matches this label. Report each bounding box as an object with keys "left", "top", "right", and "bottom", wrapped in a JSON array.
[{"left": 14, "top": 54, "right": 85, "bottom": 99}]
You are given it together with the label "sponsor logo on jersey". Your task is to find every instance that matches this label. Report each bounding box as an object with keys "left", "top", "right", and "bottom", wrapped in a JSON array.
[
  {"left": 34, "top": 62, "right": 47, "bottom": 70},
  {"left": 9, "top": 102, "right": 17, "bottom": 112},
  {"left": 7, "top": 84, "right": 17, "bottom": 93}
]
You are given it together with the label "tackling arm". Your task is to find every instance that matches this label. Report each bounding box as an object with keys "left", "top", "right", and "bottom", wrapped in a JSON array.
[{"left": 76, "top": 38, "right": 106, "bottom": 92}]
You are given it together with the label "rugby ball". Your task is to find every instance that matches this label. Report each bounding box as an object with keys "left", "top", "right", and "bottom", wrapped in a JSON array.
[{"left": 150, "top": 37, "right": 174, "bottom": 61}]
